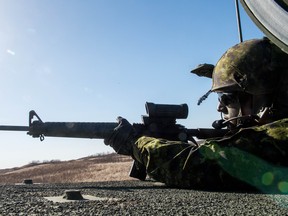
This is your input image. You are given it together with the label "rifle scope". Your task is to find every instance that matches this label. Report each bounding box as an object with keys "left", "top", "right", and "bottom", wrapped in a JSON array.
[{"left": 145, "top": 102, "right": 188, "bottom": 119}]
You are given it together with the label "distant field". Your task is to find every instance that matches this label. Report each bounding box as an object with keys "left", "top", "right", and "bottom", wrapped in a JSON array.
[{"left": 0, "top": 153, "right": 135, "bottom": 184}]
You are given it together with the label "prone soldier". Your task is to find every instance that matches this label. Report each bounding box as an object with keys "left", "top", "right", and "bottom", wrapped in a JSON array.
[{"left": 104, "top": 37, "right": 288, "bottom": 192}]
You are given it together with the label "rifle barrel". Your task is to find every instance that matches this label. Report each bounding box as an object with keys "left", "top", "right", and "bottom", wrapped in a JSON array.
[{"left": 0, "top": 125, "right": 29, "bottom": 131}]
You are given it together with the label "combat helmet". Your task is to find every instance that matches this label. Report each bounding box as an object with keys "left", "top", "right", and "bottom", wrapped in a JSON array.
[{"left": 211, "top": 38, "right": 285, "bottom": 95}]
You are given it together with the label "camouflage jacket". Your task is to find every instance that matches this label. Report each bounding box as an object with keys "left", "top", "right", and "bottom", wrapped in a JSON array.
[{"left": 133, "top": 118, "right": 288, "bottom": 193}]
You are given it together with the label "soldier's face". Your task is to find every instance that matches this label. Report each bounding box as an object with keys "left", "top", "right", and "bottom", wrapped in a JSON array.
[
  {"left": 217, "top": 93, "right": 241, "bottom": 125},
  {"left": 217, "top": 92, "right": 253, "bottom": 126}
]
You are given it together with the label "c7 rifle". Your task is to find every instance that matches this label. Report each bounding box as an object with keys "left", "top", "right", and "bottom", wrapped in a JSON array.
[{"left": 0, "top": 102, "right": 228, "bottom": 180}]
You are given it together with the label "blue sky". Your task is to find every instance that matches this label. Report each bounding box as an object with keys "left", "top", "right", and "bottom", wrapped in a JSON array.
[{"left": 0, "top": 0, "right": 264, "bottom": 169}]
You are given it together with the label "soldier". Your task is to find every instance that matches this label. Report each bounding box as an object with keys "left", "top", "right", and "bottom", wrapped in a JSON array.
[{"left": 104, "top": 37, "right": 288, "bottom": 192}]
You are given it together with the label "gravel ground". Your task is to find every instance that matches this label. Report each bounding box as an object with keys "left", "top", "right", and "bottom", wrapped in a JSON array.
[{"left": 1, "top": 180, "right": 288, "bottom": 215}]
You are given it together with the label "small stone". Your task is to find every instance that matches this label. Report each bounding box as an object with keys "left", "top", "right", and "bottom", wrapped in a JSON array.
[
  {"left": 63, "top": 190, "right": 84, "bottom": 200},
  {"left": 23, "top": 179, "right": 33, "bottom": 184}
]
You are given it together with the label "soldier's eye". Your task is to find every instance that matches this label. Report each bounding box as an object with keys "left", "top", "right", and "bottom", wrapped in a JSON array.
[{"left": 218, "top": 93, "right": 239, "bottom": 106}]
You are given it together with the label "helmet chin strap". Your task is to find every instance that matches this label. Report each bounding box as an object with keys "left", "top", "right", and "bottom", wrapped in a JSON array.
[
  {"left": 257, "top": 106, "right": 277, "bottom": 125},
  {"left": 224, "top": 115, "right": 259, "bottom": 127},
  {"left": 212, "top": 113, "right": 260, "bottom": 130}
]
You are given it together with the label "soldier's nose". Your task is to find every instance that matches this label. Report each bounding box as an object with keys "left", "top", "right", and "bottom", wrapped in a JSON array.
[{"left": 217, "top": 102, "right": 227, "bottom": 113}]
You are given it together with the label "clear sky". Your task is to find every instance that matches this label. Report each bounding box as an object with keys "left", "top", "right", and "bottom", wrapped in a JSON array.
[{"left": 0, "top": 0, "right": 264, "bottom": 169}]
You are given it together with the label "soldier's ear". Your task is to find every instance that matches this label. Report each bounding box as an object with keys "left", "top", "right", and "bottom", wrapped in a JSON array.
[{"left": 190, "top": 64, "right": 214, "bottom": 78}]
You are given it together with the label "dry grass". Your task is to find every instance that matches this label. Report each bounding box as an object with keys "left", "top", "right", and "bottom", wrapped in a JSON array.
[{"left": 0, "top": 153, "right": 136, "bottom": 184}]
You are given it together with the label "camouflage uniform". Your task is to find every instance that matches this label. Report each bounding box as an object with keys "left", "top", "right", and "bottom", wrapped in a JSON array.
[{"left": 133, "top": 118, "right": 288, "bottom": 192}]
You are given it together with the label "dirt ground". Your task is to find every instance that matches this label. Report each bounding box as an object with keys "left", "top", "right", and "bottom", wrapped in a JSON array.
[{"left": 0, "top": 153, "right": 134, "bottom": 184}]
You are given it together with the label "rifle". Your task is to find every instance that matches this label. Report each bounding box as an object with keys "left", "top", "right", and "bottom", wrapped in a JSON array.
[{"left": 0, "top": 102, "right": 228, "bottom": 180}]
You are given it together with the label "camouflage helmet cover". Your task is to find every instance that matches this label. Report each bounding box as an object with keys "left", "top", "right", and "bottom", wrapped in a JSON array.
[{"left": 211, "top": 38, "right": 286, "bottom": 95}]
